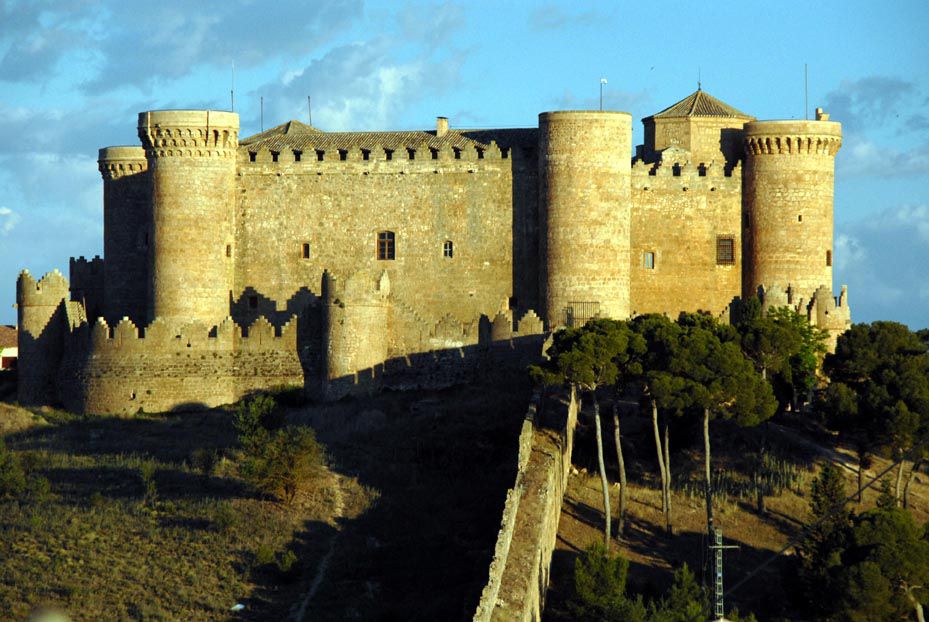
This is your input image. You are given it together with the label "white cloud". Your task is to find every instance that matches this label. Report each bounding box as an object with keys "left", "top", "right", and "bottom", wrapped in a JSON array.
[{"left": 0, "top": 206, "right": 21, "bottom": 234}]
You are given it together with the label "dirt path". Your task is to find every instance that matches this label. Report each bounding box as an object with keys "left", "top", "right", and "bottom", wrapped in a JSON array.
[{"left": 293, "top": 471, "right": 346, "bottom": 622}]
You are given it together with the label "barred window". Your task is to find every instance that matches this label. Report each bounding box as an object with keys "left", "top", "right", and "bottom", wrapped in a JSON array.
[
  {"left": 443, "top": 240, "right": 454, "bottom": 258},
  {"left": 643, "top": 251, "right": 655, "bottom": 269},
  {"left": 716, "top": 236, "right": 735, "bottom": 265},
  {"left": 377, "top": 231, "right": 395, "bottom": 260}
]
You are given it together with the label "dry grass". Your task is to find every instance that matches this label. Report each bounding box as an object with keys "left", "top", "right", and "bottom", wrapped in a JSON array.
[{"left": 545, "top": 411, "right": 929, "bottom": 621}]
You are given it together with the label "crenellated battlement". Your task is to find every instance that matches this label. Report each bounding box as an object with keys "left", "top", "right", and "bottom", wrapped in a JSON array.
[
  {"left": 70, "top": 256, "right": 104, "bottom": 281},
  {"left": 98, "top": 146, "right": 148, "bottom": 180},
  {"left": 138, "top": 110, "right": 239, "bottom": 159},
  {"left": 631, "top": 156, "right": 742, "bottom": 192},
  {"left": 743, "top": 120, "right": 842, "bottom": 156},
  {"left": 17, "top": 269, "right": 70, "bottom": 307}
]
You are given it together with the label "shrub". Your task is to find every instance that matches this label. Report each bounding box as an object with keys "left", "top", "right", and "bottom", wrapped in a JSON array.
[
  {"left": 238, "top": 426, "right": 324, "bottom": 504},
  {"left": 276, "top": 549, "right": 300, "bottom": 581},
  {"left": 26, "top": 475, "right": 52, "bottom": 504},
  {"left": 213, "top": 501, "right": 237, "bottom": 533},
  {"left": 0, "top": 439, "right": 26, "bottom": 498},
  {"left": 255, "top": 543, "right": 275, "bottom": 567},
  {"left": 139, "top": 462, "right": 158, "bottom": 507},
  {"left": 233, "top": 395, "right": 283, "bottom": 444},
  {"left": 190, "top": 448, "right": 218, "bottom": 477}
]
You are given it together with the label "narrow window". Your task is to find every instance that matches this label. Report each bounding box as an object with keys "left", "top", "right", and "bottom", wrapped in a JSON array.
[
  {"left": 643, "top": 251, "right": 655, "bottom": 270},
  {"left": 362, "top": 149, "right": 370, "bottom": 161},
  {"left": 431, "top": 148, "right": 439, "bottom": 160},
  {"left": 443, "top": 240, "right": 454, "bottom": 258},
  {"left": 225, "top": 244, "right": 232, "bottom": 258},
  {"left": 293, "top": 150, "right": 302, "bottom": 162},
  {"left": 271, "top": 151, "right": 279, "bottom": 163},
  {"left": 716, "top": 236, "right": 736, "bottom": 265},
  {"left": 302, "top": 243, "right": 310, "bottom": 259},
  {"left": 477, "top": 148, "right": 484, "bottom": 160},
  {"left": 385, "top": 149, "right": 394, "bottom": 161},
  {"left": 407, "top": 148, "right": 416, "bottom": 160},
  {"left": 377, "top": 231, "right": 395, "bottom": 260},
  {"left": 248, "top": 295, "right": 258, "bottom": 309},
  {"left": 826, "top": 250, "right": 832, "bottom": 267},
  {"left": 798, "top": 214, "right": 803, "bottom": 222},
  {"left": 339, "top": 150, "right": 348, "bottom": 161},
  {"left": 453, "top": 147, "right": 461, "bottom": 160},
  {"left": 248, "top": 152, "right": 257, "bottom": 162},
  {"left": 316, "top": 150, "right": 325, "bottom": 161}
]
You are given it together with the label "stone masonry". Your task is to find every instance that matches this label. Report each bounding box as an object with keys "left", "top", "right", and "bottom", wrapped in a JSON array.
[{"left": 15, "top": 90, "right": 851, "bottom": 414}]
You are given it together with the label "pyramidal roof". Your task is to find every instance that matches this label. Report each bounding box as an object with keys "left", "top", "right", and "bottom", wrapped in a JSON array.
[
  {"left": 646, "top": 89, "right": 752, "bottom": 120},
  {"left": 240, "top": 119, "right": 322, "bottom": 145}
]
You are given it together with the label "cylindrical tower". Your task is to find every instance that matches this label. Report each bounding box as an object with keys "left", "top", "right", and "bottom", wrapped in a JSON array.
[
  {"left": 98, "top": 146, "right": 149, "bottom": 324},
  {"left": 138, "top": 110, "right": 239, "bottom": 326},
  {"left": 743, "top": 120, "right": 842, "bottom": 303},
  {"left": 539, "top": 111, "right": 632, "bottom": 327}
]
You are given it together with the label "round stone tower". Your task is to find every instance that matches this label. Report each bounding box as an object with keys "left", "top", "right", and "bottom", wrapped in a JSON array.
[
  {"left": 98, "top": 146, "right": 150, "bottom": 324},
  {"left": 743, "top": 119, "right": 842, "bottom": 303},
  {"left": 138, "top": 110, "right": 239, "bottom": 326},
  {"left": 539, "top": 111, "right": 632, "bottom": 328}
]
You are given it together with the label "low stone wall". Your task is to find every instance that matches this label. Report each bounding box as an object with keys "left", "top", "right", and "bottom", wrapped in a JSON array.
[{"left": 473, "top": 385, "right": 578, "bottom": 622}]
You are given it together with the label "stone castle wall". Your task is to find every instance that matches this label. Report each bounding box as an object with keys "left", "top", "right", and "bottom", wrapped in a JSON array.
[{"left": 629, "top": 159, "right": 742, "bottom": 316}]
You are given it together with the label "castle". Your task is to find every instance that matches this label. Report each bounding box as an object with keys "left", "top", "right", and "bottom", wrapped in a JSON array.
[{"left": 15, "top": 89, "right": 851, "bottom": 414}]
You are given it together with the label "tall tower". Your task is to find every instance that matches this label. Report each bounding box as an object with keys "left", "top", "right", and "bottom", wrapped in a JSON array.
[
  {"left": 743, "top": 118, "right": 842, "bottom": 303},
  {"left": 138, "top": 110, "right": 239, "bottom": 326},
  {"left": 539, "top": 111, "right": 632, "bottom": 328},
  {"left": 98, "top": 146, "right": 150, "bottom": 324}
]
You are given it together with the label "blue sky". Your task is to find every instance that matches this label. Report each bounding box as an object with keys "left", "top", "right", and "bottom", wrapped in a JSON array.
[{"left": 1, "top": 0, "right": 928, "bottom": 327}]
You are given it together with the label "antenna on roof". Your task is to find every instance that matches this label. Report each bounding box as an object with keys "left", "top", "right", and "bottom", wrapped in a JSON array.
[
  {"left": 230, "top": 61, "right": 235, "bottom": 112},
  {"left": 260, "top": 96, "right": 264, "bottom": 132},
  {"left": 804, "top": 63, "right": 809, "bottom": 120},
  {"left": 308, "top": 96, "right": 312, "bottom": 126}
]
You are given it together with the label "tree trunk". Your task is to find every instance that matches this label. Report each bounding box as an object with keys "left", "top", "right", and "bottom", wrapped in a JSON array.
[
  {"left": 857, "top": 447, "right": 866, "bottom": 505},
  {"left": 592, "top": 393, "right": 611, "bottom": 545},
  {"left": 906, "top": 585, "right": 926, "bottom": 622},
  {"left": 663, "top": 418, "right": 672, "bottom": 535},
  {"left": 703, "top": 407, "right": 714, "bottom": 531},
  {"left": 612, "top": 399, "right": 627, "bottom": 537},
  {"left": 904, "top": 459, "right": 923, "bottom": 510},
  {"left": 756, "top": 433, "right": 767, "bottom": 515},
  {"left": 896, "top": 457, "right": 906, "bottom": 507},
  {"left": 650, "top": 399, "right": 670, "bottom": 534}
]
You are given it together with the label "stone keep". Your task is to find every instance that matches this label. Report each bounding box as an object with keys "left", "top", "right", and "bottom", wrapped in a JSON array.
[{"left": 15, "top": 88, "right": 850, "bottom": 414}]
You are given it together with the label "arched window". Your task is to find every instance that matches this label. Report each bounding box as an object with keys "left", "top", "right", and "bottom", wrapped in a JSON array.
[
  {"left": 443, "top": 240, "right": 454, "bottom": 258},
  {"left": 377, "top": 231, "right": 395, "bottom": 260}
]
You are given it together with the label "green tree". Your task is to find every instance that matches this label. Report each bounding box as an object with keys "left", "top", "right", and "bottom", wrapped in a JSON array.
[
  {"left": 823, "top": 322, "right": 929, "bottom": 506},
  {"left": 567, "top": 542, "right": 647, "bottom": 622},
  {"left": 532, "top": 324, "right": 625, "bottom": 543},
  {"left": 796, "top": 462, "right": 853, "bottom": 618},
  {"left": 673, "top": 314, "right": 776, "bottom": 529},
  {"left": 648, "top": 563, "right": 708, "bottom": 622},
  {"left": 838, "top": 507, "right": 929, "bottom": 622},
  {"left": 630, "top": 314, "right": 689, "bottom": 535},
  {"left": 586, "top": 318, "right": 646, "bottom": 537}
]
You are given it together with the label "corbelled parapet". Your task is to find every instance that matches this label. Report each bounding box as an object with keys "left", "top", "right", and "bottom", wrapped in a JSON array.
[
  {"left": 138, "top": 110, "right": 239, "bottom": 326},
  {"left": 138, "top": 110, "right": 239, "bottom": 158},
  {"left": 539, "top": 111, "right": 632, "bottom": 328},
  {"left": 743, "top": 118, "right": 843, "bottom": 304},
  {"left": 98, "top": 146, "right": 148, "bottom": 180}
]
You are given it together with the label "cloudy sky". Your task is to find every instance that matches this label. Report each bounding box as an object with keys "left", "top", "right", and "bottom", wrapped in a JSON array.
[{"left": 1, "top": 0, "right": 928, "bottom": 327}]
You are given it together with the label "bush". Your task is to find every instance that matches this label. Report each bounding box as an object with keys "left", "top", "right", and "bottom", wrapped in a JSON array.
[
  {"left": 233, "top": 395, "right": 284, "bottom": 444},
  {"left": 190, "top": 448, "right": 218, "bottom": 477},
  {"left": 212, "top": 501, "right": 237, "bottom": 533},
  {"left": 238, "top": 426, "right": 324, "bottom": 504},
  {"left": 139, "top": 462, "right": 158, "bottom": 507},
  {"left": 255, "top": 543, "right": 275, "bottom": 567},
  {"left": 0, "top": 439, "right": 26, "bottom": 498},
  {"left": 276, "top": 549, "right": 299, "bottom": 580}
]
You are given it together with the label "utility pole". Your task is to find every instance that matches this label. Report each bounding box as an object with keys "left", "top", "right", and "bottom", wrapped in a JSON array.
[{"left": 708, "top": 526, "right": 739, "bottom": 621}]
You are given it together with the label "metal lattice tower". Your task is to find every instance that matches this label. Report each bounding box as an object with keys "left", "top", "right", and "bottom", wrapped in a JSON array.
[{"left": 708, "top": 526, "right": 739, "bottom": 621}]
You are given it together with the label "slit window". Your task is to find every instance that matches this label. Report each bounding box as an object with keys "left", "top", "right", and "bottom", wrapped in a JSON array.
[
  {"left": 385, "top": 149, "right": 393, "bottom": 161},
  {"left": 302, "top": 243, "right": 310, "bottom": 259},
  {"left": 443, "top": 240, "right": 454, "bottom": 258},
  {"left": 826, "top": 250, "right": 832, "bottom": 267},
  {"left": 716, "top": 236, "right": 736, "bottom": 265},
  {"left": 643, "top": 251, "right": 655, "bottom": 270},
  {"left": 377, "top": 231, "right": 395, "bottom": 260},
  {"left": 362, "top": 149, "right": 370, "bottom": 161},
  {"left": 225, "top": 244, "right": 232, "bottom": 258},
  {"left": 316, "top": 150, "right": 325, "bottom": 161},
  {"left": 339, "top": 150, "right": 348, "bottom": 161},
  {"left": 798, "top": 214, "right": 803, "bottom": 222}
]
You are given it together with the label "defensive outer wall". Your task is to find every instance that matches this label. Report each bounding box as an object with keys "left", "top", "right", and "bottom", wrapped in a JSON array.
[{"left": 16, "top": 90, "right": 851, "bottom": 414}]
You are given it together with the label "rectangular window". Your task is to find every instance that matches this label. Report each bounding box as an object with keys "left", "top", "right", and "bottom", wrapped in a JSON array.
[
  {"left": 643, "top": 251, "right": 655, "bottom": 269},
  {"left": 443, "top": 240, "right": 454, "bottom": 258},
  {"left": 826, "top": 250, "right": 832, "bottom": 267},
  {"left": 716, "top": 236, "right": 735, "bottom": 265},
  {"left": 377, "top": 231, "right": 395, "bottom": 260},
  {"left": 302, "top": 243, "right": 310, "bottom": 259}
]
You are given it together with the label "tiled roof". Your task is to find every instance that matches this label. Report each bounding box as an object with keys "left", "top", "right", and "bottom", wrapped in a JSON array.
[
  {"left": 0, "top": 325, "right": 16, "bottom": 349},
  {"left": 240, "top": 121, "right": 538, "bottom": 153},
  {"left": 647, "top": 89, "right": 752, "bottom": 120}
]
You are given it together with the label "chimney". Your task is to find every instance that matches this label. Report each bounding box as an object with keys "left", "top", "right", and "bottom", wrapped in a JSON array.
[{"left": 436, "top": 116, "right": 449, "bottom": 137}]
